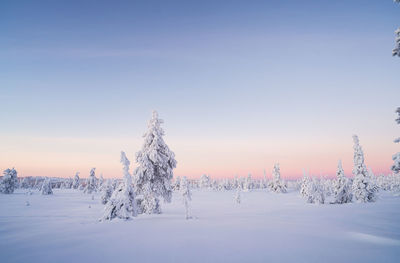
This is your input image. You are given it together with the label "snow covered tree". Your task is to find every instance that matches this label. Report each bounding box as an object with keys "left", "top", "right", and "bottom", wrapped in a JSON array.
[
  {"left": 352, "top": 135, "right": 377, "bottom": 202},
  {"left": 199, "top": 174, "right": 210, "bottom": 188},
  {"left": 173, "top": 176, "right": 181, "bottom": 191},
  {"left": 268, "top": 163, "right": 287, "bottom": 193},
  {"left": 394, "top": 1, "right": 400, "bottom": 56},
  {"left": 0, "top": 168, "right": 18, "bottom": 194},
  {"left": 102, "top": 151, "right": 138, "bottom": 220},
  {"left": 133, "top": 111, "right": 177, "bottom": 214},
  {"left": 72, "top": 172, "right": 80, "bottom": 189},
  {"left": 392, "top": 107, "right": 400, "bottom": 174},
  {"left": 235, "top": 185, "right": 241, "bottom": 204},
  {"left": 244, "top": 174, "right": 253, "bottom": 192},
  {"left": 84, "top": 168, "right": 97, "bottom": 194},
  {"left": 98, "top": 174, "right": 104, "bottom": 189},
  {"left": 20, "top": 177, "right": 30, "bottom": 189},
  {"left": 332, "top": 160, "right": 352, "bottom": 204},
  {"left": 41, "top": 177, "right": 53, "bottom": 195},
  {"left": 100, "top": 180, "right": 113, "bottom": 205},
  {"left": 181, "top": 176, "right": 192, "bottom": 219},
  {"left": 300, "top": 170, "right": 310, "bottom": 197}
]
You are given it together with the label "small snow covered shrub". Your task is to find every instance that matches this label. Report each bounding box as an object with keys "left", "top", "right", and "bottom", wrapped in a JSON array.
[
  {"left": 102, "top": 151, "right": 138, "bottom": 221},
  {"left": 268, "top": 163, "right": 287, "bottom": 193},
  {"left": 181, "top": 176, "right": 192, "bottom": 219},
  {"left": 332, "top": 160, "right": 352, "bottom": 204},
  {"left": 0, "top": 168, "right": 18, "bottom": 194},
  {"left": 84, "top": 168, "right": 97, "bottom": 194},
  {"left": 352, "top": 135, "right": 377, "bottom": 202},
  {"left": 133, "top": 111, "right": 176, "bottom": 214},
  {"left": 41, "top": 177, "right": 53, "bottom": 195}
]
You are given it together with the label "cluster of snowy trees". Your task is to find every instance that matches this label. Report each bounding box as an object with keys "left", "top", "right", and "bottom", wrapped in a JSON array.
[
  {"left": 300, "top": 135, "right": 381, "bottom": 204},
  {"left": 101, "top": 111, "right": 177, "bottom": 220}
]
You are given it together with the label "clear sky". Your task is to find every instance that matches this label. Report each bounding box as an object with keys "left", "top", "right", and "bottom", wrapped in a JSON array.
[{"left": 0, "top": 0, "right": 399, "bottom": 179}]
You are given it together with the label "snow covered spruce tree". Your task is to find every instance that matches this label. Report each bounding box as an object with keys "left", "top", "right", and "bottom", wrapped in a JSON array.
[
  {"left": 0, "top": 168, "right": 18, "bottom": 194},
  {"left": 41, "top": 177, "right": 53, "bottom": 195},
  {"left": 268, "top": 163, "right": 287, "bottom": 193},
  {"left": 391, "top": 1, "right": 400, "bottom": 56},
  {"left": 181, "top": 176, "right": 192, "bottom": 219},
  {"left": 100, "top": 180, "right": 113, "bottom": 205},
  {"left": 133, "top": 111, "right": 177, "bottom": 214},
  {"left": 72, "top": 172, "right": 80, "bottom": 189},
  {"left": 102, "top": 151, "right": 138, "bottom": 220},
  {"left": 84, "top": 168, "right": 97, "bottom": 194},
  {"left": 332, "top": 160, "right": 352, "bottom": 204},
  {"left": 392, "top": 107, "right": 400, "bottom": 174},
  {"left": 235, "top": 185, "right": 241, "bottom": 204},
  {"left": 352, "top": 135, "right": 377, "bottom": 202}
]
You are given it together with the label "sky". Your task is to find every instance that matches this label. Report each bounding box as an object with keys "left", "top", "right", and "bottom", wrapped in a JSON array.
[{"left": 0, "top": 0, "right": 399, "bottom": 179}]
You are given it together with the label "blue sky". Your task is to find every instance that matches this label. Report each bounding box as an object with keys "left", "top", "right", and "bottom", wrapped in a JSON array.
[{"left": 0, "top": 0, "right": 399, "bottom": 178}]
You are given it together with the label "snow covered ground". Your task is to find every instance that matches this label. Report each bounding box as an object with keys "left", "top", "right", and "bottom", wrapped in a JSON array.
[{"left": 1, "top": 189, "right": 400, "bottom": 263}]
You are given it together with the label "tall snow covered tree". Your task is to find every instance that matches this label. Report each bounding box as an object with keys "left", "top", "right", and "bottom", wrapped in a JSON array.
[
  {"left": 84, "top": 168, "right": 97, "bottom": 194},
  {"left": 102, "top": 151, "right": 138, "bottom": 220},
  {"left": 41, "top": 177, "right": 53, "bottom": 195},
  {"left": 180, "top": 176, "right": 192, "bottom": 219},
  {"left": 268, "top": 163, "right": 287, "bottom": 193},
  {"left": 352, "top": 135, "right": 377, "bottom": 202},
  {"left": 392, "top": 107, "right": 400, "bottom": 174},
  {"left": 72, "top": 172, "right": 80, "bottom": 189},
  {"left": 0, "top": 168, "right": 18, "bottom": 194},
  {"left": 332, "top": 160, "right": 352, "bottom": 204},
  {"left": 133, "top": 111, "right": 177, "bottom": 214}
]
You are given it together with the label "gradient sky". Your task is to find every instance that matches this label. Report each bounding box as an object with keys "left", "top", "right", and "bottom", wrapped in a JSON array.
[{"left": 0, "top": 0, "right": 399, "bottom": 179}]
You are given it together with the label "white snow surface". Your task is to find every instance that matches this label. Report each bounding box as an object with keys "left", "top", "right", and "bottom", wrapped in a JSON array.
[{"left": 1, "top": 189, "right": 400, "bottom": 263}]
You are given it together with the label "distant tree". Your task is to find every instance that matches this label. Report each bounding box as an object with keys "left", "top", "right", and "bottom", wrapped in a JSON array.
[
  {"left": 133, "top": 111, "right": 177, "bottom": 214},
  {"left": 100, "top": 180, "right": 113, "bottom": 205},
  {"left": 235, "top": 185, "right": 241, "bottom": 204},
  {"left": 200, "top": 174, "right": 210, "bottom": 188},
  {"left": 268, "top": 163, "right": 287, "bottom": 193},
  {"left": 181, "top": 176, "right": 192, "bottom": 219},
  {"left": 20, "top": 177, "right": 30, "bottom": 189},
  {"left": 173, "top": 176, "right": 181, "bottom": 191},
  {"left": 332, "top": 160, "right": 352, "bottom": 204},
  {"left": 0, "top": 168, "right": 18, "bottom": 194},
  {"left": 41, "top": 177, "right": 53, "bottom": 195},
  {"left": 244, "top": 174, "right": 253, "bottom": 192},
  {"left": 352, "top": 135, "right": 377, "bottom": 202},
  {"left": 72, "top": 172, "right": 80, "bottom": 189},
  {"left": 84, "top": 168, "right": 97, "bottom": 194},
  {"left": 102, "top": 151, "right": 138, "bottom": 220}
]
